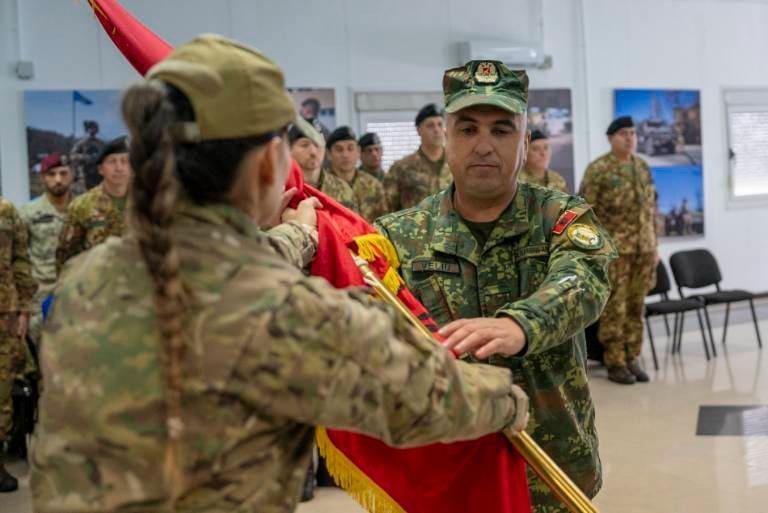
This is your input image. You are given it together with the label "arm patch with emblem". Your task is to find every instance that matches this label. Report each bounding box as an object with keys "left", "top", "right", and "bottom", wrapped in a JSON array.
[{"left": 552, "top": 210, "right": 579, "bottom": 235}]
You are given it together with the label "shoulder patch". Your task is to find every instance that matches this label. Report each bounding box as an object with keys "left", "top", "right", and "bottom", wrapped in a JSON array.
[
  {"left": 567, "top": 223, "right": 603, "bottom": 250},
  {"left": 553, "top": 210, "right": 579, "bottom": 235}
]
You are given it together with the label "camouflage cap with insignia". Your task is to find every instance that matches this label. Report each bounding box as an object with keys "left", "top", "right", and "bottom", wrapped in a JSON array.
[
  {"left": 146, "top": 34, "right": 295, "bottom": 142},
  {"left": 442, "top": 60, "right": 529, "bottom": 115}
]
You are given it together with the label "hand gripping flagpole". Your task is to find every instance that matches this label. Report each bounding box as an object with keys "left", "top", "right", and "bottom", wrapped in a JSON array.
[{"left": 353, "top": 255, "right": 599, "bottom": 513}]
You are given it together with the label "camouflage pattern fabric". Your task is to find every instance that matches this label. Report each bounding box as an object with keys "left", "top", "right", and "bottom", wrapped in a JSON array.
[
  {"left": 56, "top": 184, "right": 127, "bottom": 272},
  {"left": 315, "top": 169, "right": 358, "bottom": 212},
  {"left": 19, "top": 194, "right": 68, "bottom": 343},
  {"left": 358, "top": 165, "right": 385, "bottom": 182},
  {"left": 383, "top": 148, "right": 453, "bottom": 212},
  {"left": 579, "top": 153, "right": 657, "bottom": 255},
  {"left": 0, "top": 314, "right": 26, "bottom": 442},
  {"left": 0, "top": 197, "right": 38, "bottom": 314},
  {"left": 329, "top": 168, "right": 388, "bottom": 223},
  {"left": 518, "top": 168, "right": 569, "bottom": 194},
  {"left": 599, "top": 253, "right": 656, "bottom": 368},
  {"left": 376, "top": 184, "right": 618, "bottom": 513},
  {"left": 31, "top": 199, "right": 524, "bottom": 513}
]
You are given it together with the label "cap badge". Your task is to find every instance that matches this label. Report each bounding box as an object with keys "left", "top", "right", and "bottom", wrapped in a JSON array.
[{"left": 474, "top": 61, "right": 500, "bottom": 85}]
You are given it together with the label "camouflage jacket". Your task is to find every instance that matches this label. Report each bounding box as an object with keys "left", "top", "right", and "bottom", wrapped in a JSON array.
[
  {"left": 19, "top": 194, "right": 68, "bottom": 293},
  {"left": 329, "top": 167, "right": 388, "bottom": 223},
  {"left": 579, "top": 153, "right": 657, "bottom": 254},
  {"left": 518, "top": 167, "right": 569, "bottom": 194},
  {"left": 56, "top": 184, "right": 127, "bottom": 272},
  {"left": 383, "top": 147, "right": 453, "bottom": 212},
  {"left": 314, "top": 169, "right": 357, "bottom": 212},
  {"left": 359, "top": 165, "right": 386, "bottom": 182},
  {"left": 31, "top": 200, "right": 523, "bottom": 513},
  {"left": 0, "top": 197, "right": 37, "bottom": 313},
  {"left": 376, "top": 184, "right": 617, "bottom": 508}
]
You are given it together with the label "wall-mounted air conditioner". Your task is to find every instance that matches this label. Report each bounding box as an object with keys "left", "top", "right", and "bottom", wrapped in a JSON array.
[{"left": 458, "top": 40, "right": 552, "bottom": 70}]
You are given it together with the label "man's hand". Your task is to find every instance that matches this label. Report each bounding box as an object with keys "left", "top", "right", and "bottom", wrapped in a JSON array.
[
  {"left": 16, "top": 312, "right": 29, "bottom": 341},
  {"left": 439, "top": 317, "right": 527, "bottom": 360},
  {"left": 282, "top": 197, "right": 323, "bottom": 228}
]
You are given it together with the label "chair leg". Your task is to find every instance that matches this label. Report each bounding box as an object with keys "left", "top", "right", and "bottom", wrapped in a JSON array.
[
  {"left": 703, "top": 307, "right": 717, "bottom": 357},
  {"left": 671, "top": 313, "right": 679, "bottom": 354},
  {"left": 646, "top": 317, "right": 659, "bottom": 371},
  {"left": 663, "top": 314, "right": 671, "bottom": 337},
  {"left": 749, "top": 299, "right": 763, "bottom": 348},
  {"left": 676, "top": 312, "right": 686, "bottom": 353},
  {"left": 721, "top": 303, "right": 731, "bottom": 346},
  {"left": 695, "top": 309, "right": 711, "bottom": 361}
]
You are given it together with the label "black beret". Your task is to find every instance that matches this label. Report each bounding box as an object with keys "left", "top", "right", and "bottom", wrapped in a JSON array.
[
  {"left": 606, "top": 116, "right": 634, "bottom": 136},
  {"left": 326, "top": 126, "right": 356, "bottom": 149},
  {"left": 415, "top": 103, "right": 443, "bottom": 127},
  {"left": 96, "top": 136, "right": 128, "bottom": 165},
  {"left": 358, "top": 132, "right": 381, "bottom": 148},
  {"left": 530, "top": 129, "right": 548, "bottom": 142}
]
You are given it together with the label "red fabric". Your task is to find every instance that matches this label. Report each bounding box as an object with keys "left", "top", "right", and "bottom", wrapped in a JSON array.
[
  {"left": 86, "top": 0, "right": 531, "bottom": 507},
  {"left": 87, "top": 0, "right": 173, "bottom": 75}
]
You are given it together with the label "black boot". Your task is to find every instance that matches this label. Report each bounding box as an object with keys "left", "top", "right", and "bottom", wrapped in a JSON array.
[
  {"left": 0, "top": 459, "right": 18, "bottom": 493},
  {"left": 300, "top": 461, "right": 315, "bottom": 502},
  {"left": 627, "top": 360, "right": 650, "bottom": 382},
  {"left": 607, "top": 366, "right": 636, "bottom": 385}
]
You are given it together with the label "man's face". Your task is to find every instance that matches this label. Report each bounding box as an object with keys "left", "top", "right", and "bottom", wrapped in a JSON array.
[
  {"left": 417, "top": 116, "right": 445, "bottom": 148},
  {"left": 609, "top": 127, "right": 637, "bottom": 155},
  {"left": 329, "top": 140, "right": 360, "bottom": 173},
  {"left": 291, "top": 138, "right": 325, "bottom": 174},
  {"left": 446, "top": 105, "right": 528, "bottom": 201},
  {"left": 42, "top": 165, "right": 73, "bottom": 197},
  {"left": 98, "top": 152, "right": 132, "bottom": 191},
  {"left": 526, "top": 138, "right": 551, "bottom": 170},
  {"left": 360, "top": 144, "right": 383, "bottom": 169}
]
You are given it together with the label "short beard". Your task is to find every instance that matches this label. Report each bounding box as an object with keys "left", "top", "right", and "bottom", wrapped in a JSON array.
[{"left": 46, "top": 185, "right": 70, "bottom": 198}]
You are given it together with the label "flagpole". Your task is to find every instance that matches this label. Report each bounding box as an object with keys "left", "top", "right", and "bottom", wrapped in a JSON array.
[
  {"left": 353, "top": 255, "right": 600, "bottom": 513},
  {"left": 71, "top": 93, "right": 76, "bottom": 139}
]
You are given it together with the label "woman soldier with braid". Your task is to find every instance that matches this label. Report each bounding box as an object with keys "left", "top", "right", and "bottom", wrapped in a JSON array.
[{"left": 30, "top": 35, "right": 528, "bottom": 513}]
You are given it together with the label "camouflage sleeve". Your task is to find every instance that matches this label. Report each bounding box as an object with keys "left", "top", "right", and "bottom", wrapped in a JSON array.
[
  {"left": 382, "top": 165, "right": 401, "bottom": 213},
  {"left": 236, "top": 276, "right": 524, "bottom": 447},
  {"left": 371, "top": 179, "right": 390, "bottom": 222},
  {"left": 10, "top": 205, "right": 38, "bottom": 311},
  {"left": 264, "top": 221, "right": 318, "bottom": 269},
  {"left": 55, "top": 206, "right": 87, "bottom": 274},
  {"left": 495, "top": 202, "right": 618, "bottom": 355}
]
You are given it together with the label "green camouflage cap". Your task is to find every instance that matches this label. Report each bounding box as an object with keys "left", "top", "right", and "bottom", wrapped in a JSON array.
[{"left": 443, "top": 60, "right": 528, "bottom": 115}]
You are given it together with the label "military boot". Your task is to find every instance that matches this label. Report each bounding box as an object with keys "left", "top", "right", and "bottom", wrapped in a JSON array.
[
  {"left": 0, "top": 457, "right": 18, "bottom": 493},
  {"left": 607, "top": 366, "right": 636, "bottom": 385},
  {"left": 627, "top": 360, "right": 650, "bottom": 382}
]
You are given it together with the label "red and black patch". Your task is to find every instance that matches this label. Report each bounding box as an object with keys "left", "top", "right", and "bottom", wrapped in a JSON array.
[{"left": 552, "top": 210, "right": 579, "bottom": 235}]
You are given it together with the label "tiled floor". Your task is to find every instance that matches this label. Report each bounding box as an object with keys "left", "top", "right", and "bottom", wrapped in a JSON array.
[{"left": 5, "top": 310, "right": 768, "bottom": 513}]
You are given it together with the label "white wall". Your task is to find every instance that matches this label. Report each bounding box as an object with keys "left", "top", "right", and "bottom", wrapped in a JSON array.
[{"left": 1, "top": 0, "right": 767, "bottom": 290}]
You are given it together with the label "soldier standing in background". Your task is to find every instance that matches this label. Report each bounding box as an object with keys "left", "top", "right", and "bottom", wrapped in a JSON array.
[
  {"left": 376, "top": 60, "right": 617, "bottom": 512},
  {"left": 358, "top": 132, "right": 386, "bottom": 181},
  {"left": 326, "top": 126, "right": 388, "bottom": 222},
  {"left": 56, "top": 136, "right": 131, "bottom": 272},
  {"left": 384, "top": 103, "right": 453, "bottom": 212},
  {"left": 0, "top": 197, "right": 37, "bottom": 493},
  {"left": 288, "top": 117, "right": 357, "bottom": 212},
  {"left": 19, "top": 153, "right": 73, "bottom": 344},
  {"left": 69, "top": 120, "right": 105, "bottom": 195},
  {"left": 518, "top": 129, "right": 569, "bottom": 193},
  {"left": 579, "top": 116, "right": 658, "bottom": 385},
  {"left": 299, "top": 97, "right": 331, "bottom": 141}
]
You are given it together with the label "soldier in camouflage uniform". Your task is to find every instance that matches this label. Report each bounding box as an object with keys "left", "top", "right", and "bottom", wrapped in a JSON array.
[
  {"left": 69, "top": 120, "right": 105, "bottom": 195},
  {"left": 326, "top": 126, "right": 388, "bottom": 222},
  {"left": 376, "top": 60, "right": 617, "bottom": 513},
  {"left": 19, "top": 152, "right": 74, "bottom": 345},
  {"left": 56, "top": 136, "right": 131, "bottom": 272},
  {"left": 383, "top": 103, "right": 453, "bottom": 212},
  {"left": 518, "top": 129, "right": 569, "bottom": 193},
  {"left": 0, "top": 196, "right": 37, "bottom": 493},
  {"left": 289, "top": 118, "right": 357, "bottom": 212},
  {"left": 358, "top": 132, "right": 386, "bottom": 181},
  {"left": 579, "top": 116, "right": 657, "bottom": 385},
  {"left": 31, "top": 35, "right": 529, "bottom": 513}
]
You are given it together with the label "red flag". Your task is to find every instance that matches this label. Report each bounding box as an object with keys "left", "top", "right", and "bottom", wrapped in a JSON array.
[{"left": 86, "top": 2, "right": 532, "bottom": 511}]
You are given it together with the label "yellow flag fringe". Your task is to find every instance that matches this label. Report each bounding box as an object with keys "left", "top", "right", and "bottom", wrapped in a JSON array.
[
  {"left": 353, "top": 234, "right": 401, "bottom": 270},
  {"left": 316, "top": 427, "right": 407, "bottom": 513}
]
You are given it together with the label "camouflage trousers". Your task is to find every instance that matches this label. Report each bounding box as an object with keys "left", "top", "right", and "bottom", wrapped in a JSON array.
[
  {"left": 0, "top": 314, "right": 26, "bottom": 443},
  {"left": 599, "top": 253, "right": 656, "bottom": 368}
]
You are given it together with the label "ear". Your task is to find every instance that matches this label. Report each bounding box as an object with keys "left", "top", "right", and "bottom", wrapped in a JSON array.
[{"left": 257, "top": 138, "right": 283, "bottom": 186}]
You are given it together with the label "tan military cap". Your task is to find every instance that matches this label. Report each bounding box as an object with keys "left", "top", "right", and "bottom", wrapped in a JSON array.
[{"left": 146, "top": 34, "right": 295, "bottom": 142}]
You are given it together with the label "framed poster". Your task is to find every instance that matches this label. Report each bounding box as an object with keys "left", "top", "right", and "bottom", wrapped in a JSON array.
[{"left": 528, "top": 89, "right": 574, "bottom": 193}]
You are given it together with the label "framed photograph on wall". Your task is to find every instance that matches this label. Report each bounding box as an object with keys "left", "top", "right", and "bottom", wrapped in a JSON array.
[
  {"left": 614, "top": 89, "right": 704, "bottom": 237},
  {"left": 528, "top": 88, "right": 574, "bottom": 193}
]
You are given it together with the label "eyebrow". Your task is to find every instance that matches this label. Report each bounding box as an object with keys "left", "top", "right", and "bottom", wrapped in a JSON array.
[{"left": 456, "top": 115, "right": 517, "bottom": 128}]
